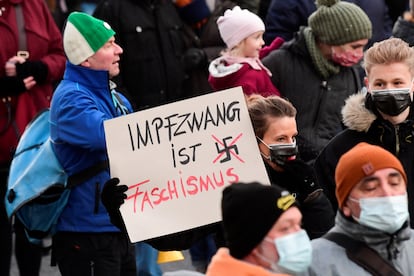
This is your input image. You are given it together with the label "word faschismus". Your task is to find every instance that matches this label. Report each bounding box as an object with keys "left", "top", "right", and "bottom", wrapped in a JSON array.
[{"left": 128, "top": 101, "right": 241, "bottom": 150}]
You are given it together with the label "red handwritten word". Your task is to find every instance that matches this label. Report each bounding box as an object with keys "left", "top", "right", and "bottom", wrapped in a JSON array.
[{"left": 126, "top": 167, "right": 239, "bottom": 213}]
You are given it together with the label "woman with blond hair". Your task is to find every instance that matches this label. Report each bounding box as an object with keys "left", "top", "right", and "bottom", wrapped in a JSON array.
[{"left": 247, "top": 94, "right": 334, "bottom": 239}]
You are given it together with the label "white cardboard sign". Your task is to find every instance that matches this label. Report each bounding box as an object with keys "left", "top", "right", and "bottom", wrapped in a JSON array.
[{"left": 104, "top": 87, "right": 270, "bottom": 243}]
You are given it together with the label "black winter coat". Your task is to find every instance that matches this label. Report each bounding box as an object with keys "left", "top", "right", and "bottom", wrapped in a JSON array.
[
  {"left": 393, "top": 16, "right": 414, "bottom": 47},
  {"left": 315, "top": 93, "right": 414, "bottom": 228},
  {"left": 262, "top": 29, "right": 362, "bottom": 163},
  {"left": 93, "top": 0, "right": 207, "bottom": 111},
  {"left": 265, "top": 163, "right": 335, "bottom": 239}
]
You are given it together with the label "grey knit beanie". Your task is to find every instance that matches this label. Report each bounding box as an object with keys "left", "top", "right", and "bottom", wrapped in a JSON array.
[{"left": 308, "top": 0, "right": 372, "bottom": 45}]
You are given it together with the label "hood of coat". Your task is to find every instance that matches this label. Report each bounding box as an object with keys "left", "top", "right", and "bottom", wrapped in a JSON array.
[
  {"left": 208, "top": 56, "right": 243, "bottom": 78},
  {"left": 341, "top": 92, "right": 377, "bottom": 132}
]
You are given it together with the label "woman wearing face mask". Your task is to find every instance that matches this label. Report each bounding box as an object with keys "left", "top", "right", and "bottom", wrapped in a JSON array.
[
  {"left": 206, "top": 182, "right": 312, "bottom": 275},
  {"left": 262, "top": 0, "right": 372, "bottom": 163},
  {"left": 247, "top": 94, "right": 335, "bottom": 239},
  {"left": 315, "top": 37, "right": 414, "bottom": 225}
]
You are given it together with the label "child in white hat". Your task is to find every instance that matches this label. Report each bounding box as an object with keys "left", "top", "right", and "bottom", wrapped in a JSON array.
[{"left": 208, "top": 6, "right": 283, "bottom": 97}]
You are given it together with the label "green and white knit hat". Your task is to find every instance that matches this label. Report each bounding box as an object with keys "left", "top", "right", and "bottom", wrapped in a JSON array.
[
  {"left": 308, "top": 0, "right": 372, "bottom": 46},
  {"left": 63, "top": 12, "right": 115, "bottom": 65}
]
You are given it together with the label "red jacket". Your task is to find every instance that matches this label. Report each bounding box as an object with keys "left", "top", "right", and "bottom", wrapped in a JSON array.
[
  {"left": 208, "top": 36, "right": 284, "bottom": 96},
  {"left": 0, "top": 0, "right": 65, "bottom": 164},
  {"left": 208, "top": 60, "right": 280, "bottom": 97}
]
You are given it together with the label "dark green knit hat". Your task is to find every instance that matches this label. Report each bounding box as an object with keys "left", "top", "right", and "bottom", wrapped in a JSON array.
[{"left": 308, "top": 0, "right": 372, "bottom": 45}]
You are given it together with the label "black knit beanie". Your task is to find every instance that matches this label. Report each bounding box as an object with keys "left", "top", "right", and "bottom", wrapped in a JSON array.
[
  {"left": 221, "top": 182, "right": 297, "bottom": 259},
  {"left": 308, "top": 0, "right": 372, "bottom": 45}
]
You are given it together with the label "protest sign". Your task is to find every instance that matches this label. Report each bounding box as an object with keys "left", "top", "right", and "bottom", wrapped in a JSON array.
[{"left": 104, "top": 87, "right": 270, "bottom": 242}]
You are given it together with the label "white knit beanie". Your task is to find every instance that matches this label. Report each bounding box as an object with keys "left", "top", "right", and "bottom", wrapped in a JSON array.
[
  {"left": 217, "top": 6, "right": 265, "bottom": 50},
  {"left": 63, "top": 12, "right": 116, "bottom": 65}
]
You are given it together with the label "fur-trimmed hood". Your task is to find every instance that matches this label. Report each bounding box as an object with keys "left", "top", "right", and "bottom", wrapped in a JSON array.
[{"left": 341, "top": 92, "right": 377, "bottom": 132}]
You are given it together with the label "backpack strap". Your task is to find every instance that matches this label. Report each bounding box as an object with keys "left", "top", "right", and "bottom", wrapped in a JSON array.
[
  {"left": 15, "top": 4, "right": 28, "bottom": 54},
  {"left": 67, "top": 160, "right": 109, "bottom": 188},
  {"left": 323, "top": 232, "right": 403, "bottom": 276}
]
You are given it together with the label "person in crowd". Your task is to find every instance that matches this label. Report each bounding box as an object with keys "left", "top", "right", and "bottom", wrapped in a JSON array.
[
  {"left": 304, "top": 142, "right": 414, "bottom": 275},
  {"left": 93, "top": 0, "right": 210, "bottom": 112},
  {"left": 387, "top": 0, "right": 410, "bottom": 23},
  {"left": 315, "top": 38, "right": 414, "bottom": 223},
  {"left": 247, "top": 94, "right": 334, "bottom": 239},
  {"left": 208, "top": 6, "right": 283, "bottom": 97},
  {"left": 188, "top": 233, "right": 217, "bottom": 273},
  {"left": 264, "top": 0, "right": 399, "bottom": 47},
  {"left": 393, "top": 0, "right": 414, "bottom": 46},
  {"left": 0, "top": 0, "right": 65, "bottom": 275},
  {"left": 92, "top": 1, "right": 215, "bottom": 273},
  {"left": 263, "top": 0, "right": 316, "bottom": 44},
  {"left": 262, "top": 0, "right": 372, "bottom": 163},
  {"left": 206, "top": 182, "right": 312, "bottom": 275},
  {"left": 173, "top": 0, "right": 212, "bottom": 37},
  {"left": 49, "top": 12, "right": 136, "bottom": 276}
]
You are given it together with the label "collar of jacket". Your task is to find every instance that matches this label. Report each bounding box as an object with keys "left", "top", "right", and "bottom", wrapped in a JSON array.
[
  {"left": 342, "top": 92, "right": 414, "bottom": 132},
  {"left": 342, "top": 92, "right": 377, "bottom": 132},
  {"left": 334, "top": 211, "right": 411, "bottom": 260}
]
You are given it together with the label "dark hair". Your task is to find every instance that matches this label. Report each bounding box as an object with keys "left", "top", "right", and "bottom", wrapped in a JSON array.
[{"left": 246, "top": 94, "right": 297, "bottom": 139}]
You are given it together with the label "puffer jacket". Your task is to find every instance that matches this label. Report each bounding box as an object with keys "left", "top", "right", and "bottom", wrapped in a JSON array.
[
  {"left": 314, "top": 93, "right": 414, "bottom": 225},
  {"left": 262, "top": 29, "right": 362, "bottom": 163},
  {"left": 301, "top": 212, "right": 414, "bottom": 275}
]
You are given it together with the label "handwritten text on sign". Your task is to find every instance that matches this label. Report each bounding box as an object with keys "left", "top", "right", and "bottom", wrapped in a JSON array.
[{"left": 104, "top": 87, "right": 270, "bottom": 243}]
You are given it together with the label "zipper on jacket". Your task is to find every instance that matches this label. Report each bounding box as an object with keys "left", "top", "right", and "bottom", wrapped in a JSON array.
[
  {"left": 90, "top": 260, "right": 95, "bottom": 276},
  {"left": 395, "top": 125, "right": 400, "bottom": 155},
  {"left": 94, "top": 182, "right": 100, "bottom": 214}
]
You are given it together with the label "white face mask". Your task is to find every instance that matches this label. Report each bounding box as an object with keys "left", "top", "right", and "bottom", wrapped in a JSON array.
[
  {"left": 259, "top": 229, "right": 312, "bottom": 273},
  {"left": 350, "top": 195, "right": 409, "bottom": 234}
]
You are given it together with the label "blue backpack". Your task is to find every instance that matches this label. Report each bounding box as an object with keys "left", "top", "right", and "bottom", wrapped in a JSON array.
[{"left": 5, "top": 109, "right": 107, "bottom": 244}]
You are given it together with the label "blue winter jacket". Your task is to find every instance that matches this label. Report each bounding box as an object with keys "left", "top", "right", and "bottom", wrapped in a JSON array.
[
  {"left": 50, "top": 62, "right": 132, "bottom": 232},
  {"left": 264, "top": 0, "right": 393, "bottom": 47}
]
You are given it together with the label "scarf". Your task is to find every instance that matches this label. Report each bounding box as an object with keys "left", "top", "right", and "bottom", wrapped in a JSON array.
[{"left": 303, "top": 27, "right": 340, "bottom": 79}]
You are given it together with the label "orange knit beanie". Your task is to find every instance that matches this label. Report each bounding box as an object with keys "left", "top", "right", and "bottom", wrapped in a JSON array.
[{"left": 335, "top": 142, "right": 407, "bottom": 209}]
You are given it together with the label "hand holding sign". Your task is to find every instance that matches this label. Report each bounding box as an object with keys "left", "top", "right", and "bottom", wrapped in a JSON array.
[{"left": 104, "top": 87, "right": 270, "bottom": 242}]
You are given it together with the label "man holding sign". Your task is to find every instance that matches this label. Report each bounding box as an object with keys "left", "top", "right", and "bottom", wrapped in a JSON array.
[{"left": 50, "top": 12, "right": 135, "bottom": 276}]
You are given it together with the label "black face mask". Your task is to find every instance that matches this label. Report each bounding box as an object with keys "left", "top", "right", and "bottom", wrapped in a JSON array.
[
  {"left": 370, "top": 89, "right": 412, "bottom": 116},
  {"left": 257, "top": 137, "right": 298, "bottom": 166}
]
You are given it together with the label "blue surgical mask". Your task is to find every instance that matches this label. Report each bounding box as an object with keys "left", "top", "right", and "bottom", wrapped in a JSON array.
[
  {"left": 262, "top": 229, "right": 312, "bottom": 273},
  {"left": 350, "top": 195, "right": 409, "bottom": 234}
]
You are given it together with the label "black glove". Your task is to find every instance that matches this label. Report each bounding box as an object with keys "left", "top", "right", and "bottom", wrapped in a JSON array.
[
  {"left": 101, "top": 177, "right": 128, "bottom": 231},
  {"left": 16, "top": 61, "right": 48, "bottom": 84},
  {"left": 182, "top": 48, "right": 208, "bottom": 71},
  {"left": 0, "top": 76, "right": 27, "bottom": 96},
  {"left": 280, "top": 159, "right": 322, "bottom": 203}
]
